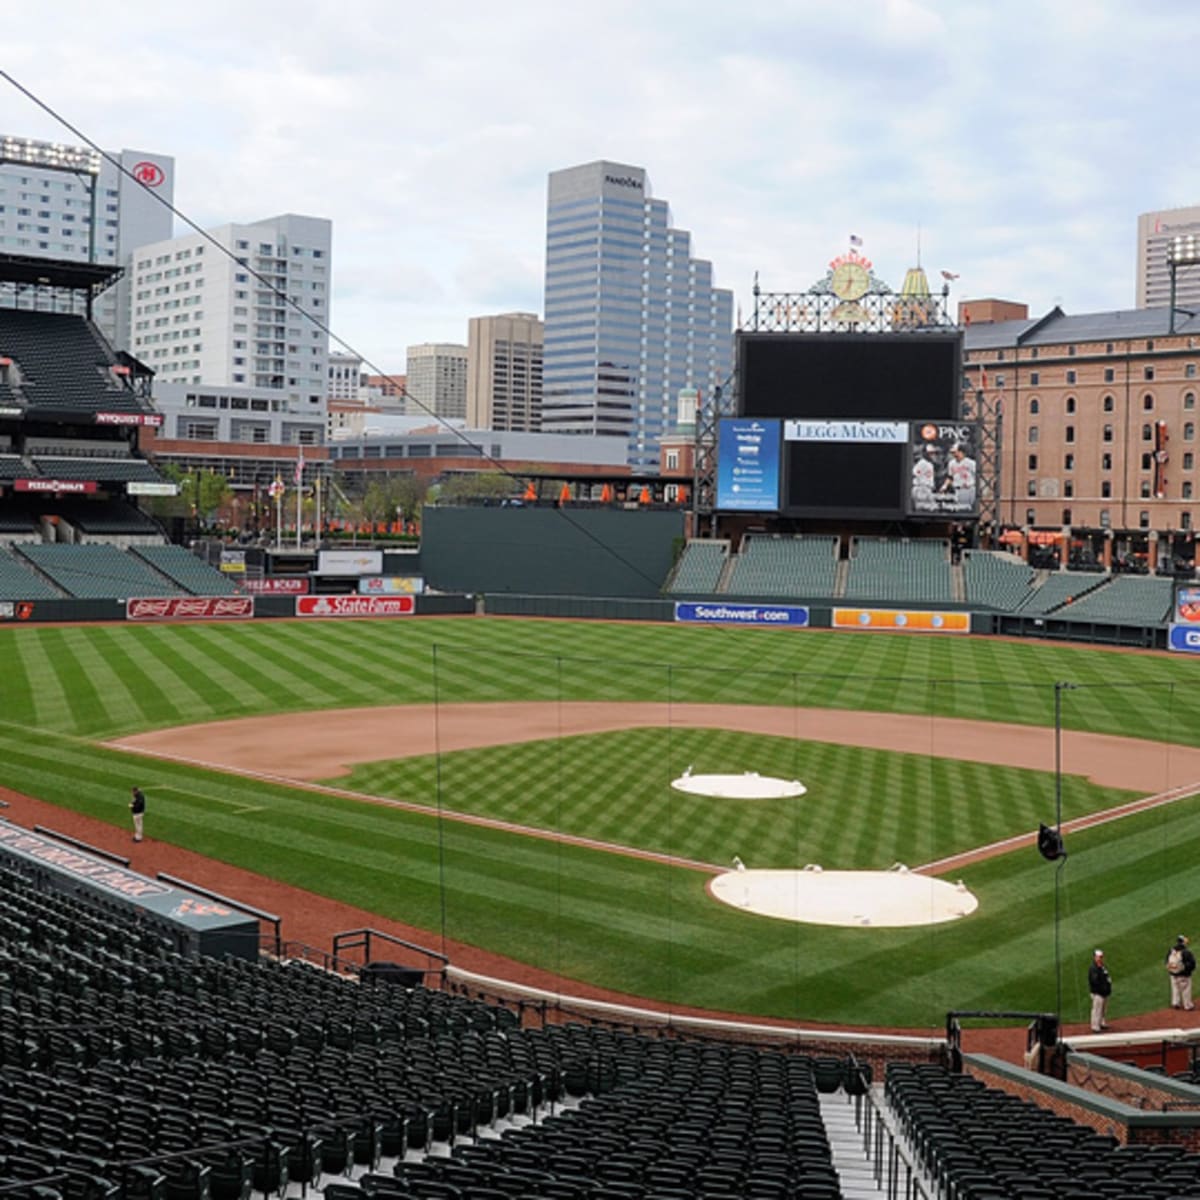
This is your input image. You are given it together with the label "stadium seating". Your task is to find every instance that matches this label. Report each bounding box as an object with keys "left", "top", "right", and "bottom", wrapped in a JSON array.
[
  {"left": 133, "top": 545, "right": 240, "bottom": 595},
  {"left": 0, "top": 546, "right": 61, "bottom": 599},
  {"left": 0, "top": 863, "right": 850, "bottom": 1200},
  {"left": 1054, "top": 574, "right": 1175, "bottom": 625},
  {"left": 725, "top": 534, "right": 839, "bottom": 598},
  {"left": 30, "top": 457, "right": 164, "bottom": 484},
  {"left": 0, "top": 309, "right": 143, "bottom": 414},
  {"left": 17, "top": 543, "right": 181, "bottom": 598},
  {"left": 962, "top": 550, "right": 1036, "bottom": 611},
  {"left": 843, "top": 538, "right": 952, "bottom": 604},
  {"left": 1017, "top": 572, "right": 1106, "bottom": 617},
  {"left": 666, "top": 539, "right": 729, "bottom": 594},
  {"left": 886, "top": 1060, "right": 1200, "bottom": 1198},
  {"left": 0, "top": 453, "right": 24, "bottom": 480}
]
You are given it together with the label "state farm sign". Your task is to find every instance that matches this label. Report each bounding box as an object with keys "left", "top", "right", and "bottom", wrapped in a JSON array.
[{"left": 295, "top": 595, "right": 415, "bottom": 618}]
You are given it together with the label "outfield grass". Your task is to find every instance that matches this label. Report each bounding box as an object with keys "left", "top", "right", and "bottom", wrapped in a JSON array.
[{"left": 2, "top": 616, "right": 1199, "bottom": 1026}]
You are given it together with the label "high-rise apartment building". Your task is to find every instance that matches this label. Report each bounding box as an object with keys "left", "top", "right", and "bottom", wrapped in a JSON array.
[
  {"left": 406, "top": 343, "right": 468, "bottom": 420},
  {"left": 466, "top": 312, "right": 543, "bottom": 431},
  {"left": 1137, "top": 205, "right": 1200, "bottom": 310},
  {"left": 128, "top": 213, "right": 331, "bottom": 413},
  {"left": 0, "top": 135, "right": 175, "bottom": 347},
  {"left": 541, "top": 160, "right": 733, "bottom": 470}
]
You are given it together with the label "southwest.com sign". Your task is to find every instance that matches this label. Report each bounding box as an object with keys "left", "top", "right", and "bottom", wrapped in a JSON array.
[
  {"left": 1168, "top": 624, "right": 1200, "bottom": 653},
  {"left": 674, "top": 602, "right": 809, "bottom": 627}
]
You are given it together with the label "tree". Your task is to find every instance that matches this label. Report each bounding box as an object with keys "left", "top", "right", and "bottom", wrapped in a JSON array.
[
  {"left": 142, "top": 464, "right": 233, "bottom": 526},
  {"left": 433, "top": 471, "right": 518, "bottom": 505}
]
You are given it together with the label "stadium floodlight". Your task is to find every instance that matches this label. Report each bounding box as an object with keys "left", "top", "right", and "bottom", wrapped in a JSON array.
[
  {"left": 1167, "top": 236, "right": 1200, "bottom": 335},
  {"left": 0, "top": 136, "right": 100, "bottom": 175},
  {"left": 1168, "top": 235, "right": 1200, "bottom": 267}
]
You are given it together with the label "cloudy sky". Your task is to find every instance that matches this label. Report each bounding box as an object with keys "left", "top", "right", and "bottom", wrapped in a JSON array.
[{"left": 5, "top": 1, "right": 1196, "bottom": 371}]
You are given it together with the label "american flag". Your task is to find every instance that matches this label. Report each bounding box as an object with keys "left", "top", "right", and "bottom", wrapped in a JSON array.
[{"left": 294, "top": 448, "right": 304, "bottom": 486}]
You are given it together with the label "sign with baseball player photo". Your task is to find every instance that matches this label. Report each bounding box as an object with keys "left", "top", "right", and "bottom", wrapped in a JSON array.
[{"left": 907, "top": 421, "right": 980, "bottom": 518}]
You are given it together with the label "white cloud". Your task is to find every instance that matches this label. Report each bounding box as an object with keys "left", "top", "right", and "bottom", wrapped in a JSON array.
[{"left": 2, "top": 0, "right": 1197, "bottom": 365}]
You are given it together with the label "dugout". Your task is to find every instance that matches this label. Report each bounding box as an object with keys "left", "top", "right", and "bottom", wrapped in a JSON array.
[{"left": 0, "top": 822, "right": 259, "bottom": 959}]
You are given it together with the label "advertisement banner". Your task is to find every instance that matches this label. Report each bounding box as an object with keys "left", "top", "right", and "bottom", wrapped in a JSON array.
[
  {"left": 907, "top": 421, "right": 980, "bottom": 517},
  {"left": 675, "top": 602, "right": 809, "bottom": 627},
  {"left": 358, "top": 576, "right": 426, "bottom": 595},
  {"left": 239, "top": 577, "right": 309, "bottom": 595},
  {"left": 716, "top": 418, "right": 782, "bottom": 511},
  {"left": 833, "top": 608, "right": 970, "bottom": 633},
  {"left": 316, "top": 549, "right": 384, "bottom": 576},
  {"left": 127, "top": 481, "right": 178, "bottom": 496},
  {"left": 95, "top": 412, "right": 164, "bottom": 427},
  {"left": 127, "top": 596, "right": 254, "bottom": 621},
  {"left": 295, "top": 595, "right": 415, "bottom": 618},
  {"left": 1174, "top": 585, "right": 1200, "bottom": 625},
  {"left": 14, "top": 478, "right": 98, "bottom": 494},
  {"left": 219, "top": 550, "right": 246, "bottom": 574},
  {"left": 784, "top": 419, "right": 908, "bottom": 443},
  {"left": 1168, "top": 624, "right": 1200, "bottom": 653}
]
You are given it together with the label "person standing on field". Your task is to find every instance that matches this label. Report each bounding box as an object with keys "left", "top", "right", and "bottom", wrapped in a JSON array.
[
  {"left": 1166, "top": 934, "right": 1196, "bottom": 1011},
  {"left": 1089, "top": 949, "right": 1112, "bottom": 1032},
  {"left": 130, "top": 786, "right": 146, "bottom": 843}
]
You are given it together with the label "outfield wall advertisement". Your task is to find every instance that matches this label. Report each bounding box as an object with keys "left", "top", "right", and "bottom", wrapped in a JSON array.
[
  {"left": 675, "top": 601, "right": 809, "bottom": 627},
  {"left": 295, "top": 595, "right": 415, "bottom": 618},
  {"left": 127, "top": 597, "right": 254, "bottom": 621},
  {"left": 1168, "top": 624, "right": 1200, "bottom": 653},
  {"left": 832, "top": 608, "right": 970, "bottom": 633}
]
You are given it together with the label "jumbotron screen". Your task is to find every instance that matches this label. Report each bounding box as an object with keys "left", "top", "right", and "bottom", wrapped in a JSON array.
[
  {"left": 727, "top": 331, "right": 966, "bottom": 518},
  {"left": 738, "top": 331, "right": 962, "bottom": 420}
]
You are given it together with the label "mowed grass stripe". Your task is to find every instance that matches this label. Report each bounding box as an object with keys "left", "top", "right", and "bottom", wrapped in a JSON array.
[{"left": 330, "top": 729, "right": 1138, "bottom": 869}]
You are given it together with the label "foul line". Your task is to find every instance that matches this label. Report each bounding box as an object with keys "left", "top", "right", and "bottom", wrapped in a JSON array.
[
  {"left": 916, "top": 780, "right": 1200, "bottom": 874},
  {"left": 110, "top": 743, "right": 723, "bottom": 874}
]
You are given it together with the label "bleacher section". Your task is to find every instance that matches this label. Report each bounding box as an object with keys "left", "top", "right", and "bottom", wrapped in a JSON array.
[
  {"left": 725, "top": 534, "right": 839, "bottom": 598},
  {"left": 1055, "top": 574, "right": 1175, "bottom": 625},
  {"left": 0, "top": 864, "right": 846, "bottom": 1200},
  {"left": 17, "top": 543, "right": 181, "bottom": 599},
  {"left": 843, "top": 538, "right": 952, "bottom": 604},
  {"left": 887, "top": 1060, "right": 1200, "bottom": 1198},
  {"left": 0, "top": 308, "right": 142, "bottom": 414},
  {"left": 30, "top": 457, "right": 164, "bottom": 483},
  {"left": 1016, "top": 571, "right": 1102, "bottom": 616},
  {"left": 0, "top": 546, "right": 60, "bottom": 599},
  {"left": 962, "top": 550, "right": 1036, "bottom": 611},
  {"left": 135, "top": 544, "right": 239, "bottom": 595},
  {"left": 666, "top": 539, "right": 730, "bottom": 594}
]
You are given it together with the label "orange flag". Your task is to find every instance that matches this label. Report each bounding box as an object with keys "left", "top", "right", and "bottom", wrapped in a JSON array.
[
  {"left": 558, "top": 483, "right": 571, "bottom": 503},
  {"left": 523, "top": 481, "right": 537, "bottom": 501}
]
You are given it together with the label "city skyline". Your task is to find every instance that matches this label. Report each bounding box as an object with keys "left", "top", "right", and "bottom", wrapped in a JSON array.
[{"left": 5, "top": 1, "right": 1198, "bottom": 376}]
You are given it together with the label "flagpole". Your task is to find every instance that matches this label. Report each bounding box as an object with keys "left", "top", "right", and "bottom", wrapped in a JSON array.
[
  {"left": 295, "top": 452, "right": 303, "bottom": 549},
  {"left": 274, "top": 489, "right": 282, "bottom": 550},
  {"left": 315, "top": 472, "right": 322, "bottom": 545}
]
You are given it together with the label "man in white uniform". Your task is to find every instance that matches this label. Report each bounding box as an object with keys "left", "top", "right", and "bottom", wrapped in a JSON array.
[{"left": 941, "top": 444, "right": 977, "bottom": 510}]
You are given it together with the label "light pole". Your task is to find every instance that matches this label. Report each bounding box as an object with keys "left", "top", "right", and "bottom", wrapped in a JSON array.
[{"left": 1167, "top": 235, "right": 1200, "bottom": 336}]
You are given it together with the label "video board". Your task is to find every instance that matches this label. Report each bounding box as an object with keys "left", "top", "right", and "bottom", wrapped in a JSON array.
[{"left": 719, "top": 331, "right": 969, "bottom": 519}]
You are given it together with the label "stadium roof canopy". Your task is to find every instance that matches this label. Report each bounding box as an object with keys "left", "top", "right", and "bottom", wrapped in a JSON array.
[{"left": 0, "top": 251, "right": 121, "bottom": 297}]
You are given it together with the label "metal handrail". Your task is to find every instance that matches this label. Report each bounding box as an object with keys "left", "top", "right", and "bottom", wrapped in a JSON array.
[
  {"left": 332, "top": 927, "right": 449, "bottom": 986},
  {"left": 848, "top": 1056, "right": 930, "bottom": 1200}
]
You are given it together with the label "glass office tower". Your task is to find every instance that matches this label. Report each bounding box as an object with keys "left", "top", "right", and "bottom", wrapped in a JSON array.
[{"left": 542, "top": 161, "right": 733, "bottom": 471}]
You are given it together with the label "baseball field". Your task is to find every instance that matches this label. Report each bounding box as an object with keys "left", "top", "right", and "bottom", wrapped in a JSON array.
[{"left": 4, "top": 614, "right": 1200, "bottom": 1029}]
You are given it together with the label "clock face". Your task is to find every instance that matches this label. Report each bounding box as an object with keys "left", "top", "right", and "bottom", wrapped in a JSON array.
[{"left": 831, "top": 261, "right": 870, "bottom": 300}]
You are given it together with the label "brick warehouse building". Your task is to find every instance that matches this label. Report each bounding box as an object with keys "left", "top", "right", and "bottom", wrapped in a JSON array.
[{"left": 963, "top": 301, "right": 1200, "bottom": 571}]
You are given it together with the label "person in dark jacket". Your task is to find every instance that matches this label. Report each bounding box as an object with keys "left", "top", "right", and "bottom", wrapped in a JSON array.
[
  {"left": 1089, "top": 949, "right": 1112, "bottom": 1033},
  {"left": 1166, "top": 934, "right": 1196, "bottom": 1011},
  {"left": 130, "top": 786, "right": 146, "bottom": 843}
]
